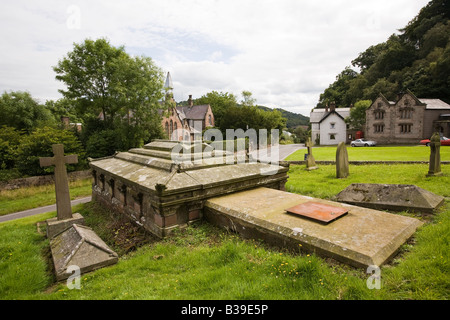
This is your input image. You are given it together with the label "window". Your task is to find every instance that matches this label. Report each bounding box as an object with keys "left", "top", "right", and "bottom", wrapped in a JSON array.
[
  {"left": 208, "top": 114, "right": 212, "bottom": 125},
  {"left": 375, "top": 110, "right": 385, "bottom": 119},
  {"left": 374, "top": 124, "right": 384, "bottom": 133},
  {"left": 400, "top": 108, "right": 412, "bottom": 119},
  {"left": 399, "top": 124, "right": 412, "bottom": 133},
  {"left": 330, "top": 122, "right": 335, "bottom": 129},
  {"left": 330, "top": 134, "right": 336, "bottom": 140}
]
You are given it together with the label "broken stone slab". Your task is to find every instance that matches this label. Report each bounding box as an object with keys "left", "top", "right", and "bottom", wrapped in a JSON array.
[
  {"left": 50, "top": 224, "right": 118, "bottom": 281},
  {"left": 336, "top": 183, "right": 445, "bottom": 213},
  {"left": 204, "top": 187, "right": 423, "bottom": 268}
]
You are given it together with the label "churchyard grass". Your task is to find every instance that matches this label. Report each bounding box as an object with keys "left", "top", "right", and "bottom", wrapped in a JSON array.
[
  {"left": 0, "top": 164, "right": 448, "bottom": 300},
  {"left": 0, "top": 178, "right": 92, "bottom": 216},
  {"left": 285, "top": 145, "right": 450, "bottom": 162}
]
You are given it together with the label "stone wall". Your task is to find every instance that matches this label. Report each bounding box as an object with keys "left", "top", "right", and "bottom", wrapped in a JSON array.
[{"left": 0, "top": 170, "right": 92, "bottom": 191}]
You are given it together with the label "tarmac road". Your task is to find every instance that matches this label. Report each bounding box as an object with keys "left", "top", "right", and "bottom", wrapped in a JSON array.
[{"left": 0, "top": 196, "right": 92, "bottom": 223}]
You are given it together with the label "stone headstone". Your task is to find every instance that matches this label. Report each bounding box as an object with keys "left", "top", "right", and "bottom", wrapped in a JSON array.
[
  {"left": 336, "top": 142, "right": 349, "bottom": 178},
  {"left": 39, "top": 144, "right": 84, "bottom": 238},
  {"left": 427, "top": 132, "right": 442, "bottom": 177},
  {"left": 336, "top": 183, "right": 445, "bottom": 213},
  {"left": 50, "top": 224, "right": 118, "bottom": 281},
  {"left": 305, "top": 138, "right": 318, "bottom": 170}
]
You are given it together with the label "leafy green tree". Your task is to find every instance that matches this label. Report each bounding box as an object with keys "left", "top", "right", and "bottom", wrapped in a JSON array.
[
  {"left": 0, "top": 91, "right": 54, "bottom": 132},
  {"left": 0, "top": 126, "right": 22, "bottom": 169},
  {"left": 345, "top": 100, "right": 372, "bottom": 131},
  {"left": 16, "top": 127, "right": 86, "bottom": 176},
  {"left": 44, "top": 98, "right": 79, "bottom": 126},
  {"left": 194, "top": 91, "right": 238, "bottom": 128},
  {"left": 241, "top": 90, "right": 256, "bottom": 107},
  {"left": 54, "top": 38, "right": 165, "bottom": 152}
]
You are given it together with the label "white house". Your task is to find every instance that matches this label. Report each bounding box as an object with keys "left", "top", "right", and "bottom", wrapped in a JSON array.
[{"left": 310, "top": 103, "right": 351, "bottom": 145}]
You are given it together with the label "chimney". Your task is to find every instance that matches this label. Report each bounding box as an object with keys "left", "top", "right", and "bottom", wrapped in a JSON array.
[
  {"left": 330, "top": 101, "right": 336, "bottom": 112},
  {"left": 188, "top": 95, "right": 193, "bottom": 107},
  {"left": 325, "top": 104, "right": 329, "bottom": 113}
]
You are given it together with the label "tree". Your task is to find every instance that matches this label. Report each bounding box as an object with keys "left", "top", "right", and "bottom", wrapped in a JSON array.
[
  {"left": 345, "top": 100, "right": 372, "bottom": 131},
  {"left": 0, "top": 91, "right": 54, "bottom": 132},
  {"left": 16, "top": 127, "right": 86, "bottom": 176},
  {"left": 241, "top": 90, "right": 256, "bottom": 107},
  {"left": 53, "top": 38, "right": 165, "bottom": 151},
  {"left": 53, "top": 38, "right": 126, "bottom": 124},
  {"left": 195, "top": 91, "right": 238, "bottom": 128},
  {"left": 0, "top": 126, "right": 22, "bottom": 169}
]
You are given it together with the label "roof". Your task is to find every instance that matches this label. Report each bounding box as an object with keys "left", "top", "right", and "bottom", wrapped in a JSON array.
[
  {"left": 310, "top": 108, "right": 350, "bottom": 123},
  {"left": 318, "top": 110, "right": 346, "bottom": 124},
  {"left": 177, "top": 105, "right": 210, "bottom": 120},
  {"left": 419, "top": 99, "right": 450, "bottom": 110},
  {"left": 164, "top": 72, "right": 173, "bottom": 89}
]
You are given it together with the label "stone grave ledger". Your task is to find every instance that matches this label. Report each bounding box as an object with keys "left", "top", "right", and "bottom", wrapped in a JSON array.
[
  {"left": 336, "top": 183, "right": 445, "bottom": 213},
  {"left": 204, "top": 187, "right": 423, "bottom": 268},
  {"left": 50, "top": 224, "right": 118, "bottom": 281},
  {"left": 89, "top": 140, "right": 289, "bottom": 238}
]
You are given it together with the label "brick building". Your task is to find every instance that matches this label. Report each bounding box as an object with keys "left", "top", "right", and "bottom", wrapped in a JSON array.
[
  {"left": 161, "top": 72, "right": 214, "bottom": 141},
  {"left": 365, "top": 90, "right": 450, "bottom": 144}
]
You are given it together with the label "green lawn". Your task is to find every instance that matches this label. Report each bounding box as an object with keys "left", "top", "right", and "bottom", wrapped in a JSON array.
[
  {"left": 0, "top": 178, "right": 92, "bottom": 216},
  {"left": 285, "top": 145, "right": 450, "bottom": 162},
  {"left": 0, "top": 164, "right": 449, "bottom": 300}
]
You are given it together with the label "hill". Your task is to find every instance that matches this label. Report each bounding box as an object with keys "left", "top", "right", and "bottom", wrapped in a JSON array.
[
  {"left": 257, "top": 105, "right": 310, "bottom": 128},
  {"left": 316, "top": 0, "right": 450, "bottom": 108}
]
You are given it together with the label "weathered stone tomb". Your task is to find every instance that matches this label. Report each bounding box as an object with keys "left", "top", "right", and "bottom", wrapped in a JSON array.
[{"left": 89, "top": 140, "right": 289, "bottom": 238}]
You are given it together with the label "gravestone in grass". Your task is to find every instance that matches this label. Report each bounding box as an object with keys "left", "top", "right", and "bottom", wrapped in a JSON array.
[
  {"left": 305, "top": 138, "right": 318, "bottom": 171},
  {"left": 427, "top": 132, "right": 442, "bottom": 177},
  {"left": 336, "top": 142, "right": 349, "bottom": 178}
]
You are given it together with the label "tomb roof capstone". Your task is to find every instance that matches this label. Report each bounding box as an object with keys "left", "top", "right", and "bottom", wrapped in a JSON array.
[{"left": 336, "top": 183, "right": 445, "bottom": 213}]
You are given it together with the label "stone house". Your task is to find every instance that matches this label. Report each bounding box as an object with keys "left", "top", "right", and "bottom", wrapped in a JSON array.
[
  {"left": 310, "top": 102, "right": 351, "bottom": 145},
  {"left": 365, "top": 90, "right": 450, "bottom": 144}
]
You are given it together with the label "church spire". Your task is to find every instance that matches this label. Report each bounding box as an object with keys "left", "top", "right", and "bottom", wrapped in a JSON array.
[{"left": 164, "top": 72, "right": 173, "bottom": 90}]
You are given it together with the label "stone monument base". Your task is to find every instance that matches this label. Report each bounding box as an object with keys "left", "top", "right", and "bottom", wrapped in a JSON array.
[
  {"left": 50, "top": 224, "right": 118, "bottom": 281},
  {"left": 46, "top": 213, "right": 84, "bottom": 239}
]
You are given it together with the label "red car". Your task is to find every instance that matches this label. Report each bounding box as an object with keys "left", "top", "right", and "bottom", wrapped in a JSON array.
[{"left": 420, "top": 136, "right": 450, "bottom": 146}]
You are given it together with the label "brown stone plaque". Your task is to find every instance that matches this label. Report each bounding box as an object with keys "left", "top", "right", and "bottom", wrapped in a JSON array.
[{"left": 285, "top": 201, "right": 348, "bottom": 224}]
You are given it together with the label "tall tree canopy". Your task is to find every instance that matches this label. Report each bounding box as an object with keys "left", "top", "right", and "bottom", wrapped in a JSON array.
[
  {"left": 316, "top": 0, "right": 450, "bottom": 108},
  {"left": 0, "top": 91, "right": 53, "bottom": 132},
  {"left": 53, "top": 38, "right": 165, "bottom": 149}
]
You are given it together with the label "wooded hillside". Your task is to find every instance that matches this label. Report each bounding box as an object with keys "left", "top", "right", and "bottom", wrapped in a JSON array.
[{"left": 316, "top": 0, "right": 450, "bottom": 108}]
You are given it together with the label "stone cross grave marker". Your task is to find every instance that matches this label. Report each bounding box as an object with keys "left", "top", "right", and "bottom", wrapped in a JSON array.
[
  {"left": 305, "top": 138, "right": 318, "bottom": 170},
  {"left": 40, "top": 144, "right": 78, "bottom": 220},
  {"left": 427, "top": 132, "right": 442, "bottom": 177}
]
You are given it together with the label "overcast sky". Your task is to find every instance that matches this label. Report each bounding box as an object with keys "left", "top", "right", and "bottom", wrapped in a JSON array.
[{"left": 0, "top": 0, "right": 430, "bottom": 116}]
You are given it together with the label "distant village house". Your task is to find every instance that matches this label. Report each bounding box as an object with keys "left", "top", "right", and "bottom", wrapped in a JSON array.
[{"left": 310, "top": 102, "right": 352, "bottom": 146}]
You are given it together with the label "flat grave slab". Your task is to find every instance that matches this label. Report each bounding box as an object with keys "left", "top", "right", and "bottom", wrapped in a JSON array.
[{"left": 204, "top": 187, "right": 423, "bottom": 268}]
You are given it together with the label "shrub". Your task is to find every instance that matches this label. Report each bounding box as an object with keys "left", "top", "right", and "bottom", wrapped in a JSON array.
[
  {"left": 0, "top": 126, "right": 22, "bottom": 169},
  {"left": 16, "top": 127, "right": 86, "bottom": 176}
]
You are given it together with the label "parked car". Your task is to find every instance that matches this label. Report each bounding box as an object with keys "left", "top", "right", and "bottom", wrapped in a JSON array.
[
  {"left": 350, "top": 139, "right": 377, "bottom": 147},
  {"left": 420, "top": 136, "right": 450, "bottom": 146}
]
